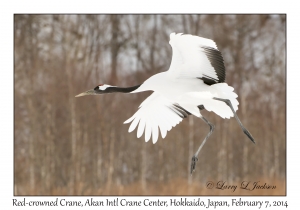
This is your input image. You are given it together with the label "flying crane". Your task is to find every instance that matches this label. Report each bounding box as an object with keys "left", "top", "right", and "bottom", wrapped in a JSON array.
[{"left": 76, "top": 32, "right": 255, "bottom": 174}]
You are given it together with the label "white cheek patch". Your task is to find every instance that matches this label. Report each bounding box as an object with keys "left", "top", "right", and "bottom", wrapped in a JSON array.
[{"left": 99, "top": 84, "right": 111, "bottom": 90}]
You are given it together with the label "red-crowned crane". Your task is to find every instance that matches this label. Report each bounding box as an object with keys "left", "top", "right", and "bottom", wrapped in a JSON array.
[{"left": 76, "top": 33, "right": 255, "bottom": 174}]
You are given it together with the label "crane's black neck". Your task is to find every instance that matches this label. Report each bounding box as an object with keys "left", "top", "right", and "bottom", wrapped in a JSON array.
[{"left": 97, "top": 84, "right": 141, "bottom": 94}]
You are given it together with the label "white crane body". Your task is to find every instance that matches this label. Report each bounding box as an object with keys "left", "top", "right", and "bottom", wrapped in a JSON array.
[{"left": 76, "top": 32, "right": 255, "bottom": 174}]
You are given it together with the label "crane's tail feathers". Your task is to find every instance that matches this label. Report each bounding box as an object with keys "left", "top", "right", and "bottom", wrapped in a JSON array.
[
  {"left": 184, "top": 83, "right": 238, "bottom": 119},
  {"left": 207, "top": 83, "right": 239, "bottom": 119}
]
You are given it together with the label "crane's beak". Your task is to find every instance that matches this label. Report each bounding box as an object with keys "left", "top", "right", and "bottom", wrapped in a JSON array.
[{"left": 75, "top": 89, "right": 97, "bottom": 97}]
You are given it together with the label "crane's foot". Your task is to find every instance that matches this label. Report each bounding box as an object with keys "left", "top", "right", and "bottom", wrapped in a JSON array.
[
  {"left": 190, "top": 156, "right": 198, "bottom": 175},
  {"left": 243, "top": 128, "right": 256, "bottom": 144}
]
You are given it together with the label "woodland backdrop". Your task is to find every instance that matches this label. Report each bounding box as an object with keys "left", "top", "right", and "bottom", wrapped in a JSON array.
[{"left": 14, "top": 14, "right": 286, "bottom": 195}]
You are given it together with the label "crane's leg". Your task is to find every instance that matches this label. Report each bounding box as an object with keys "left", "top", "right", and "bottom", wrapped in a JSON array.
[
  {"left": 191, "top": 116, "right": 215, "bottom": 175},
  {"left": 213, "top": 97, "right": 255, "bottom": 144}
]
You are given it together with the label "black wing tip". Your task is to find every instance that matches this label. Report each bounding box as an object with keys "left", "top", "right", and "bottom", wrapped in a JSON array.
[
  {"left": 198, "top": 76, "right": 218, "bottom": 86},
  {"left": 200, "top": 46, "right": 226, "bottom": 84},
  {"left": 198, "top": 105, "right": 205, "bottom": 110},
  {"left": 170, "top": 104, "right": 191, "bottom": 118}
]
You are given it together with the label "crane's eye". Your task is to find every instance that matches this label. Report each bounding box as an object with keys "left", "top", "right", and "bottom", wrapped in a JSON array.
[
  {"left": 94, "top": 84, "right": 103, "bottom": 90},
  {"left": 94, "top": 84, "right": 109, "bottom": 91}
]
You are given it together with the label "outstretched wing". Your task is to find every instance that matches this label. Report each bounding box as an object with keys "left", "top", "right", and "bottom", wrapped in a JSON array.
[
  {"left": 124, "top": 92, "right": 189, "bottom": 144},
  {"left": 168, "top": 33, "right": 225, "bottom": 85}
]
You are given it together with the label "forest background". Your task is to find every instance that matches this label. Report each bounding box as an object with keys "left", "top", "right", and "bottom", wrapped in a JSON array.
[{"left": 14, "top": 14, "right": 286, "bottom": 195}]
